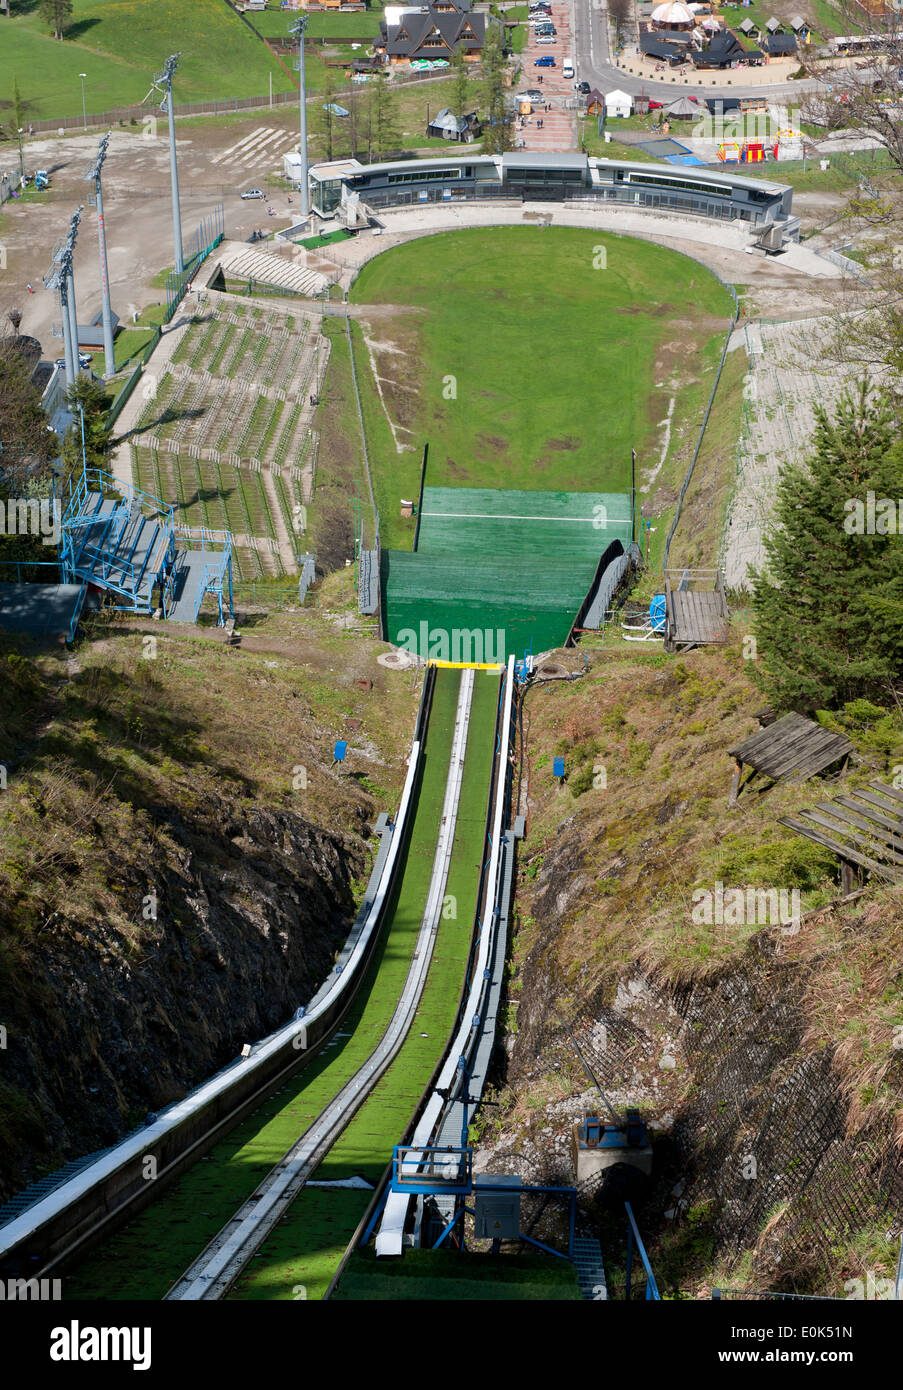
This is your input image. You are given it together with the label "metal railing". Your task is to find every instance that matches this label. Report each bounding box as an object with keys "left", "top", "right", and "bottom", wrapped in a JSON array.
[{"left": 625, "top": 1202, "right": 661, "bottom": 1301}]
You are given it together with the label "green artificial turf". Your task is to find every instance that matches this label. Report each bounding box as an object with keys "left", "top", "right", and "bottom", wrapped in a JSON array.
[
  {"left": 229, "top": 669, "right": 499, "bottom": 1301},
  {"left": 332, "top": 1248, "right": 582, "bottom": 1300}
]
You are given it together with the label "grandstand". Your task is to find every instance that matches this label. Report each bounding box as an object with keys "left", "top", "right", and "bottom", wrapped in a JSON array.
[
  {"left": 382, "top": 485, "right": 634, "bottom": 659},
  {"left": 129, "top": 302, "right": 326, "bottom": 580}
]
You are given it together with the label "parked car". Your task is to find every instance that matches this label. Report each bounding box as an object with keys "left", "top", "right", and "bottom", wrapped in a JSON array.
[
  {"left": 536, "top": 34, "right": 558, "bottom": 44},
  {"left": 576, "top": 80, "right": 591, "bottom": 94},
  {"left": 517, "top": 88, "right": 545, "bottom": 102},
  {"left": 648, "top": 98, "right": 664, "bottom": 109},
  {"left": 55, "top": 354, "right": 93, "bottom": 371},
  {"left": 534, "top": 54, "right": 556, "bottom": 65},
  {"left": 241, "top": 187, "right": 265, "bottom": 199}
]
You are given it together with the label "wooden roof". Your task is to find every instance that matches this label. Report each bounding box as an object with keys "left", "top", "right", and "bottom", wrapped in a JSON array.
[
  {"left": 780, "top": 780, "right": 903, "bottom": 882},
  {"left": 728, "top": 712, "right": 853, "bottom": 781}
]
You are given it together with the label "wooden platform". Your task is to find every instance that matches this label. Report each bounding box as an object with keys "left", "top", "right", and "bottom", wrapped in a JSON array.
[
  {"left": 779, "top": 779, "right": 903, "bottom": 891},
  {"left": 728, "top": 712, "right": 853, "bottom": 804},
  {"left": 663, "top": 569, "right": 729, "bottom": 652}
]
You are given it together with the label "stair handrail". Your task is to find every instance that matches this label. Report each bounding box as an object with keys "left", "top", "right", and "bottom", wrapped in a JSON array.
[{"left": 625, "top": 1201, "right": 661, "bottom": 1302}]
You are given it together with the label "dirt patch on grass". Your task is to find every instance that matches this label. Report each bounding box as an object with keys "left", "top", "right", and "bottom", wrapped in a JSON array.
[{"left": 544, "top": 436, "right": 581, "bottom": 452}]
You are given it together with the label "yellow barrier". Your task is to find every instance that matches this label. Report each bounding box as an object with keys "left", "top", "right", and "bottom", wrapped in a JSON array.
[{"left": 428, "top": 660, "right": 504, "bottom": 670}]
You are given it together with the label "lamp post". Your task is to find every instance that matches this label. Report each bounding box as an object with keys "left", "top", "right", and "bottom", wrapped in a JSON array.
[
  {"left": 289, "top": 16, "right": 310, "bottom": 220},
  {"left": 79, "top": 73, "right": 87, "bottom": 131},
  {"left": 150, "top": 54, "right": 184, "bottom": 275},
  {"left": 85, "top": 132, "right": 116, "bottom": 379}
]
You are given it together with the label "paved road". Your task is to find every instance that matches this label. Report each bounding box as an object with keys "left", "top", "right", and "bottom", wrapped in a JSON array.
[{"left": 570, "top": 0, "right": 820, "bottom": 103}]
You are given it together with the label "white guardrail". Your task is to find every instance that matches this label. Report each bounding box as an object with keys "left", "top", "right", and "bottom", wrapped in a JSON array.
[
  {"left": 0, "top": 710, "right": 428, "bottom": 1276},
  {"left": 375, "top": 654, "right": 515, "bottom": 1256}
]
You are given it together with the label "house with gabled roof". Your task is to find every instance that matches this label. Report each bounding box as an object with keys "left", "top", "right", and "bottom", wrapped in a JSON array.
[{"left": 376, "top": 4, "right": 498, "bottom": 64}]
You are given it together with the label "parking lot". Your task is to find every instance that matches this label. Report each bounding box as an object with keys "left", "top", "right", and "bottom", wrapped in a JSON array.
[
  {"left": 0, "top": 116, "right": 305, "bottom": 361},
  {"left": 518, "top": 2, "right": 577, "bottom": 153}
]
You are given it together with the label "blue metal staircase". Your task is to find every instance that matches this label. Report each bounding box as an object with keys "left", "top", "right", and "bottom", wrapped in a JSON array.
[{"left": 60, "top": 469, "right": 233, "bottom": 625}]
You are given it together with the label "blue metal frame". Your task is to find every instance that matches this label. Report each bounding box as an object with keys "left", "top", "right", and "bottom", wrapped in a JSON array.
[
  {"left": 60, "top": 469, "right": 234, "bottom": 625},
  {"left": 625, "top": 1201, "right": 661, "bottom": 1301},
  {"left": 422, "top": 1175, "right": 578, "bottom": 1261},
  {"left": 391, "top": 1145, "right": 473, "bottom": 1196}
]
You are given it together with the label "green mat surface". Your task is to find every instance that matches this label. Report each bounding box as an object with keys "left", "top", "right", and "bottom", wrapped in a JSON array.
[{"left": 384, "top": 485, "right": 633, "bottom": 658}]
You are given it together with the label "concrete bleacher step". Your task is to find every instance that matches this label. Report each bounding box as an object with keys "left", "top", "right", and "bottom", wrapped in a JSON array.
[{"left": 572, "top": 1237, "right": 607, "bottom": 1301}]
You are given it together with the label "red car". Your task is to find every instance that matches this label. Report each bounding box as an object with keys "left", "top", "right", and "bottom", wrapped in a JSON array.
[{"left": 648, "top": 99, "right": 663, "bottom": 109}]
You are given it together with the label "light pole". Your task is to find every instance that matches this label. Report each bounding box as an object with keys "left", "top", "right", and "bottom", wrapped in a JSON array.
[
  {"left": 150, "top": 54, "right": 184, "bottom": 274},
  {"left": 44, "top": 252, "right": 76, "bottom": 389},
  {"left": 289, "top": 16, "right": 310, "bottom": 219},
  {"left": 85, "top": 132, "right": 116, "bottom": 379},
  {"left": 79, "top": 73, "right": 87, "bottom": 130},
  {"left": 65, "top": 207, "right": 83, "bottom": 377}
]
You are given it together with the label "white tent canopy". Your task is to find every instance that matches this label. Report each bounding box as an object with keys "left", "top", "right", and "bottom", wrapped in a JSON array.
[{"left": 650, "top": 1, "right": 695, "bottom": 25}]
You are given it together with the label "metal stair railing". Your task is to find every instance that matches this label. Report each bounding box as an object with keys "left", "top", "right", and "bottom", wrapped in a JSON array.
[{"left": 625, "top": 1201, "right": 661, "bottom": 1302}]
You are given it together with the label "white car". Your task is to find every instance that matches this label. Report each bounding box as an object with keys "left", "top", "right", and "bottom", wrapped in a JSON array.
[{"left": 241, "top": 188, "right": 265, "bottom": 200}]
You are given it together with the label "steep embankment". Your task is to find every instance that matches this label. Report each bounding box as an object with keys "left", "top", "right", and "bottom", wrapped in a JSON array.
[
  {"left": 477, "top": 638, "right": 903, "bottom": 1295},
  {"left": 0, "top": 600, "right": 412, "bottom": 1203}
]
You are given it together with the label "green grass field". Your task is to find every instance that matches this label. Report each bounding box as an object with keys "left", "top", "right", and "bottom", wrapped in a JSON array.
[
  {"left": 1, "top": 0, "right": 293, "bottom": 122},
  {"left": 250, "top": 7, "right": 383, "bottom": 39},
  {"left": 348, "top": 226, "right": 733, "bottom": 548}
]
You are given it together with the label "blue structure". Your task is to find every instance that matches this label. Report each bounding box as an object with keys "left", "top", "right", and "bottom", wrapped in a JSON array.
[{"left": 60, "top": 469, "right": 233, "bottom": 625}]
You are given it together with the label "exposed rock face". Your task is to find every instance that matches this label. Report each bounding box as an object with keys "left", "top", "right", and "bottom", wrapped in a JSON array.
[
  {"left": 496, "top": 832, "right": 903, "bottom": 1292},
  {"left": 0, "top": 799, "right": 364, "bottom": 1204}
]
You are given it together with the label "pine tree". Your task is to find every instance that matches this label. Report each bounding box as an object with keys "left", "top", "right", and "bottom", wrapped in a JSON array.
[
  {"left": 62, "top": 376, "right": 112, "bottom": 481},
  {"left": 39, "top": 0, "right": 72, "bottom": 41},
  {"left": 450, "top": 50, "right": 472, "bottom": 127},
  {"left": 367, "top": 76, "right": 400, "bottom": 160},
  {"left": 750, "top": 383, "right": 903, "bottom": 711},
  {"left": 480, "top": 24, "right": 514, "bottom": 155},
  {"left": 316, "top": 67, "right": 338, "bottom": 162}
]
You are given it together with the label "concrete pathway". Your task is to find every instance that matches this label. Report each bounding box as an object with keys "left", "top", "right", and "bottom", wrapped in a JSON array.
[{"left": 318, "top": 202, "right": 842, "bottom": 293}]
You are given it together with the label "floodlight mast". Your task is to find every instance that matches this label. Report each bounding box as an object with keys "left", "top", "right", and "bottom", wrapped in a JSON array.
[
  {"left": 43, "top": 253, "right": 76, "bottom": 388},
  {"left": 152, "top": 54, "right": 184, "bottom": 274},
  {"left": 289, "top": 17, "right": 310, "bottom": 218},
  {"left": 85, "top": 133, "right": 116, "bottom": 379},
  {"left": 65, "top": 207, "right": 83, "bottom": 379}
]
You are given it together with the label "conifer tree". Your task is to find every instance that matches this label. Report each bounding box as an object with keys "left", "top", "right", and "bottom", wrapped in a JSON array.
[
  {"left": 750, "top": 383, "right": 903, "bottom": 711},
  {"left": 62, "top": 376, "right": 112, "bottom": 481}
]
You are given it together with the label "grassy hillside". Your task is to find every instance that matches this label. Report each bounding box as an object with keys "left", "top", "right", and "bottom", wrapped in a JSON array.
[
  {"left": 481, "top": 633, "right": 903, "bottom": 1295},
  {"left": 0, "top": 0, "right": 293, "bottom": 121},
  {"left": 0, "top": 586, "right": 417, "bottom": 1193}
]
